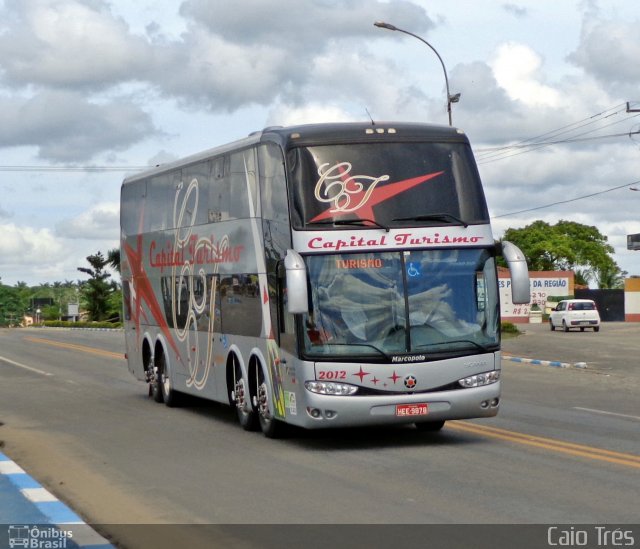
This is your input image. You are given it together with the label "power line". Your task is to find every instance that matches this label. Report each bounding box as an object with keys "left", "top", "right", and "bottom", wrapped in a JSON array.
[
  {"left": 478, "top": 129, "right": 640, "bottom": 151},
  {"left": 492, "top": 181, "right": 640, "bottom": 218},
  {"left": 475, "top": 104, "right": 640, "bottom": 164},
  {"left": 0, "top": 165, "right": 150, "bottom": 172},
  {"left": 477, "top": 118, "right": 639, "bottom": 163},
  {"left": 475, "top": 103, "right": 629, "bottom": 160},
  {"left": 477, "top": 103, "right": 625, "bottom": 153}
]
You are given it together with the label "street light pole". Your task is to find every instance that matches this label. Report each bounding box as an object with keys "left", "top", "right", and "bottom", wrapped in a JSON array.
[{"left": 374, "top": 21, "right": 459, "bottom": 126}]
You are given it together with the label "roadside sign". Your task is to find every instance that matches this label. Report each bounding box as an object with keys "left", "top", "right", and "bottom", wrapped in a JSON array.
[{"left": 627, "top": 233, "right": 640, "bottom": 251}]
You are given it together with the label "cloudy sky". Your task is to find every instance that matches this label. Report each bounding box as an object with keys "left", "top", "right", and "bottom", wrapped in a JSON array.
[{"left": 0, "top": 0, "right": 639, "bottom": 286}]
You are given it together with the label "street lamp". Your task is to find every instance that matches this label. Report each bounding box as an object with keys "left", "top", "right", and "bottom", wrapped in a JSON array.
[{"left": 374, "top": 21, "right": 460, "bottom": 126}]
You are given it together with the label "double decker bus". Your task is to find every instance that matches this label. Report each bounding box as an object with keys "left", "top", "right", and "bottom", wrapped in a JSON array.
[{"left": 120, "top": 122, "right": 529, "bottom": 437}]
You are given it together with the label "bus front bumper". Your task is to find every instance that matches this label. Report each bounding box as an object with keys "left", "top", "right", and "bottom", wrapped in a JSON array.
[{"left": 293, "top": 381, "right": 501, "bottom": 429}]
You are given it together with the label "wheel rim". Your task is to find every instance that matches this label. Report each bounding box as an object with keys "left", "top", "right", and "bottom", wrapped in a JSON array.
[
  {"left": 162, "top": 368, "right": 171, "bottom": 397},
  {"left": 148, "top": 352, "right": 163, "bottom": 402},
  {"left": 234, "top": 364, "right": 251, "bottom": 419},
  {"left": 258, "top": 381, "right": 272, "bottom": 426}
]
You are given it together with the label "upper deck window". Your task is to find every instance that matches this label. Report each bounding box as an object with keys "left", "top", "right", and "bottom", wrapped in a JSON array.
[{"left": 287, "top": 142, "right": 489, "bottom": 230}]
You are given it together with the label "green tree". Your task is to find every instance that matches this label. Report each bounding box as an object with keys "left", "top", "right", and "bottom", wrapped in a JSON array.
[
  {"left": 14, "top": 281, "right": 32, "bottom": 304},
  {"left": 107, "top": 248, "right": 121, "bottom": 274},
  {"left": 0, "top": 284, "right": 28, "bottom": 326},
  {"left": 502, "top": 220, "right": 621, "bottom": 288},
  {"left": 594, "top": 262, "right": 627, "bottom": 289},
  {"left": 106, "top": 287, "right": 123, "bottom": 322},
  {"left": 78, "top": 252, "right": 116, "bottom": 321},
  {"left": 42, "top": 304, "right": 61, "bottom": 321}
]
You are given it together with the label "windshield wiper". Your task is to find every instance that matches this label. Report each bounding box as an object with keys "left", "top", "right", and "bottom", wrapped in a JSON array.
[
  {"left": 307, "top": 218, "right": 390, "bottom": 232},
  {"left": 392, "top": 213, "right": 469, "bottom": 228},
  {"left": 414, "top": 339, "right": 492, "bottom": 353},
  {"left": 412, "top": 339, "right": 493, "bottom": 353},
  {"left": 449, "top": 339, "right": 493, "bottom": 352},
  {"left": 310, "top": 342, "right": 391, "bottom": 360}
]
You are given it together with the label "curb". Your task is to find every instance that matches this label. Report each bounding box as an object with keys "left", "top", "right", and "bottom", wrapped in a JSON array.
[
  {"left": 502, "top": 354, "right": 588, "bottom": 369},
  {"left": 0, "top": 452, "right": 113, "bottom": 548}
]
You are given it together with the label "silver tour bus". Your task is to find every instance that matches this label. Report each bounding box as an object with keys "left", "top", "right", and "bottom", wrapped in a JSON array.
[{"left": 120, "top": 122, "right": 529, "bottom": 437}]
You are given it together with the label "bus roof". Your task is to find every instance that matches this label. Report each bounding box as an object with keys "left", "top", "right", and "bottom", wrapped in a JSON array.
[
  {"left": 122, "top": 121, "right": 469, "bottom": 186},
  {"left": 261, "top": 121, "right": 468, "bottom": 147}
]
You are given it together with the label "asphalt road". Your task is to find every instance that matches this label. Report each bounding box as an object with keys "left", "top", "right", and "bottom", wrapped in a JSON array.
[
  {"left": 0, "top": 325, "right": 638, "bottom": 548},
  {"left": 502, "top": 321, "right": 640, "bottom": 377}
]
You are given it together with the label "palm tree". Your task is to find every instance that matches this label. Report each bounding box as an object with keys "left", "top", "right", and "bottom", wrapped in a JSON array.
[
  {"left": 107, "top": 248, "right": 121, "bottom": 274},
  {"left": 595, "top": 264, "right": 627, "bottom": 289}
]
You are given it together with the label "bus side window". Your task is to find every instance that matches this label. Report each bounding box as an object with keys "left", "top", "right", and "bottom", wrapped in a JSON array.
[
  {"left": 180, "top": 161, "right": 212, "bottom": 227},
  {"left": 227, "top": 149, "right": 257, "bottom": 219},
  {"left": 259, "top": 143, "right": 288, "bottom": 222},
  {"left": 207, "top": 156, "right": 224, "bottom": 223},
  {"left": 121, "top": 180, "right": 146, "bottom": 236}
]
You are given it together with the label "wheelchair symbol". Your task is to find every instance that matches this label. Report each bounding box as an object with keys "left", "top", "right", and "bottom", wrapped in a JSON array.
[{"left": 407, "top": 263, "right": 420, "bottom": 277}]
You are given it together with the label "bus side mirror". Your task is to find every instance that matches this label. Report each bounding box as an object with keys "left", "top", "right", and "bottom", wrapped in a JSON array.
[
  {"left": 284, "top": 249, "right": 309, "bottom": 314},
  {"left": 501, "top": 241, "right": 530, "bottom": 305}
]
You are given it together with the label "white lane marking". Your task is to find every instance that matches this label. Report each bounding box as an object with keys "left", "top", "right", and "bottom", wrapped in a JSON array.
[
  {"left": 22, "top": 487, "right": 58, "bottom": 503},
  {"left": 573, "top": 407, "right": 640, "bottom": 421},
  {"left": 0, "top": 461, "right": 25, "bottom": 474},
  {"left": 0, "top": 355, "right": 53, "bottom": 376}
]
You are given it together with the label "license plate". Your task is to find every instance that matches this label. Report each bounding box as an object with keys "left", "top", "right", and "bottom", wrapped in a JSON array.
[{"left": 396, "top": 403, "right": 429, "bottom": 417}]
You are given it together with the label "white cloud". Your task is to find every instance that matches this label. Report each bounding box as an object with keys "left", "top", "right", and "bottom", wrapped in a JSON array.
[
  {"left": 569, "top": 18, "right": 640, "bottom": 88},
  {"left": 1, "top": 0, "right": 640, "bottom": 285},
  {"left": 0, "top": 227, "right": 120, "bottom": 285},
  {"left": 179, "top": 0, "right": 433, "bottom": 51},
  {"left": 0, "top": 0, "right": 154, "bottom": 89},
  {"left": 490, "top": 42, "right": 561, "bottom": 107},
  {"left": 56, "top": 202, "right": 119, "bottom": 240},
  {"left": 266, "top": 103, "right": 355, "bottom": 127},
  {"left": 502, "top": 3, "right": 528, "bottom": 18},
  {"left": 0, "top": 223, "right": 62, "bottom": 263},
  {"left": 0, "top": 91, "right": 157, "bottom": 161}
]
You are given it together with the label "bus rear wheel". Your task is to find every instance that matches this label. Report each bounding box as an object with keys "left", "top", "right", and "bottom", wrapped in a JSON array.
[
  {"left": 256, "top": 366, "right": 285, "bottom": 439},
  {"left": 158, "top": 352, "right": 180, "bottom": 407},
  {"left": 148, "top": 353, "right": 163, "bottom": 403},
  {"left": 231, "top": 357, "right": 258, "bottom": 431}
]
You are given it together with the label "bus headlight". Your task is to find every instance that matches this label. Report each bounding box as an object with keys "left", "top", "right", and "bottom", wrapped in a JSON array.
[
  {"left": 458, "top": 370, "right": 500, "bottom": 388},
  {"left": 305, "top": 381, "right": 359, "bottom": 396}
]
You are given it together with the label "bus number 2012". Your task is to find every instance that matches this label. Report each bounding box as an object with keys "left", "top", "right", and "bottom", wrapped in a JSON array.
[{"left": 318, "top": 370, "right": 347, "bottom": 380}]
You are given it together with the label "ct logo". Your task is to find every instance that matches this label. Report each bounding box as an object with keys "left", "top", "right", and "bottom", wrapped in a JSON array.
[{"left": 404, "top": 375, "right": 417, "bottom": 389}]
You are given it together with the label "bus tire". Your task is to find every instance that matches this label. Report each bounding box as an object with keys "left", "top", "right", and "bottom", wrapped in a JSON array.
[
  {"left": 231, "top": 356, "right": 258, "bottom": 431},
  {"left": 415, "top": 420, "right": 445, "bottom": 432},
  {"left": 257, "top": 365, "right": 286, "bottom": 439},
  {"left": 148, "top": 352, "right": 163, "bottom": 403},
  {"left": 158, "top": 352, "right": 180, "bottom": 407}
]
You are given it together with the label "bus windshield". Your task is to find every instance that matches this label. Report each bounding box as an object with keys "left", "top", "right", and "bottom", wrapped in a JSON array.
[
  {"left": 288, "top": 142, "right": 489, "bottom": 230},
  {"left": 302, "top": 248, "right": 499, "bottom": 359}
]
